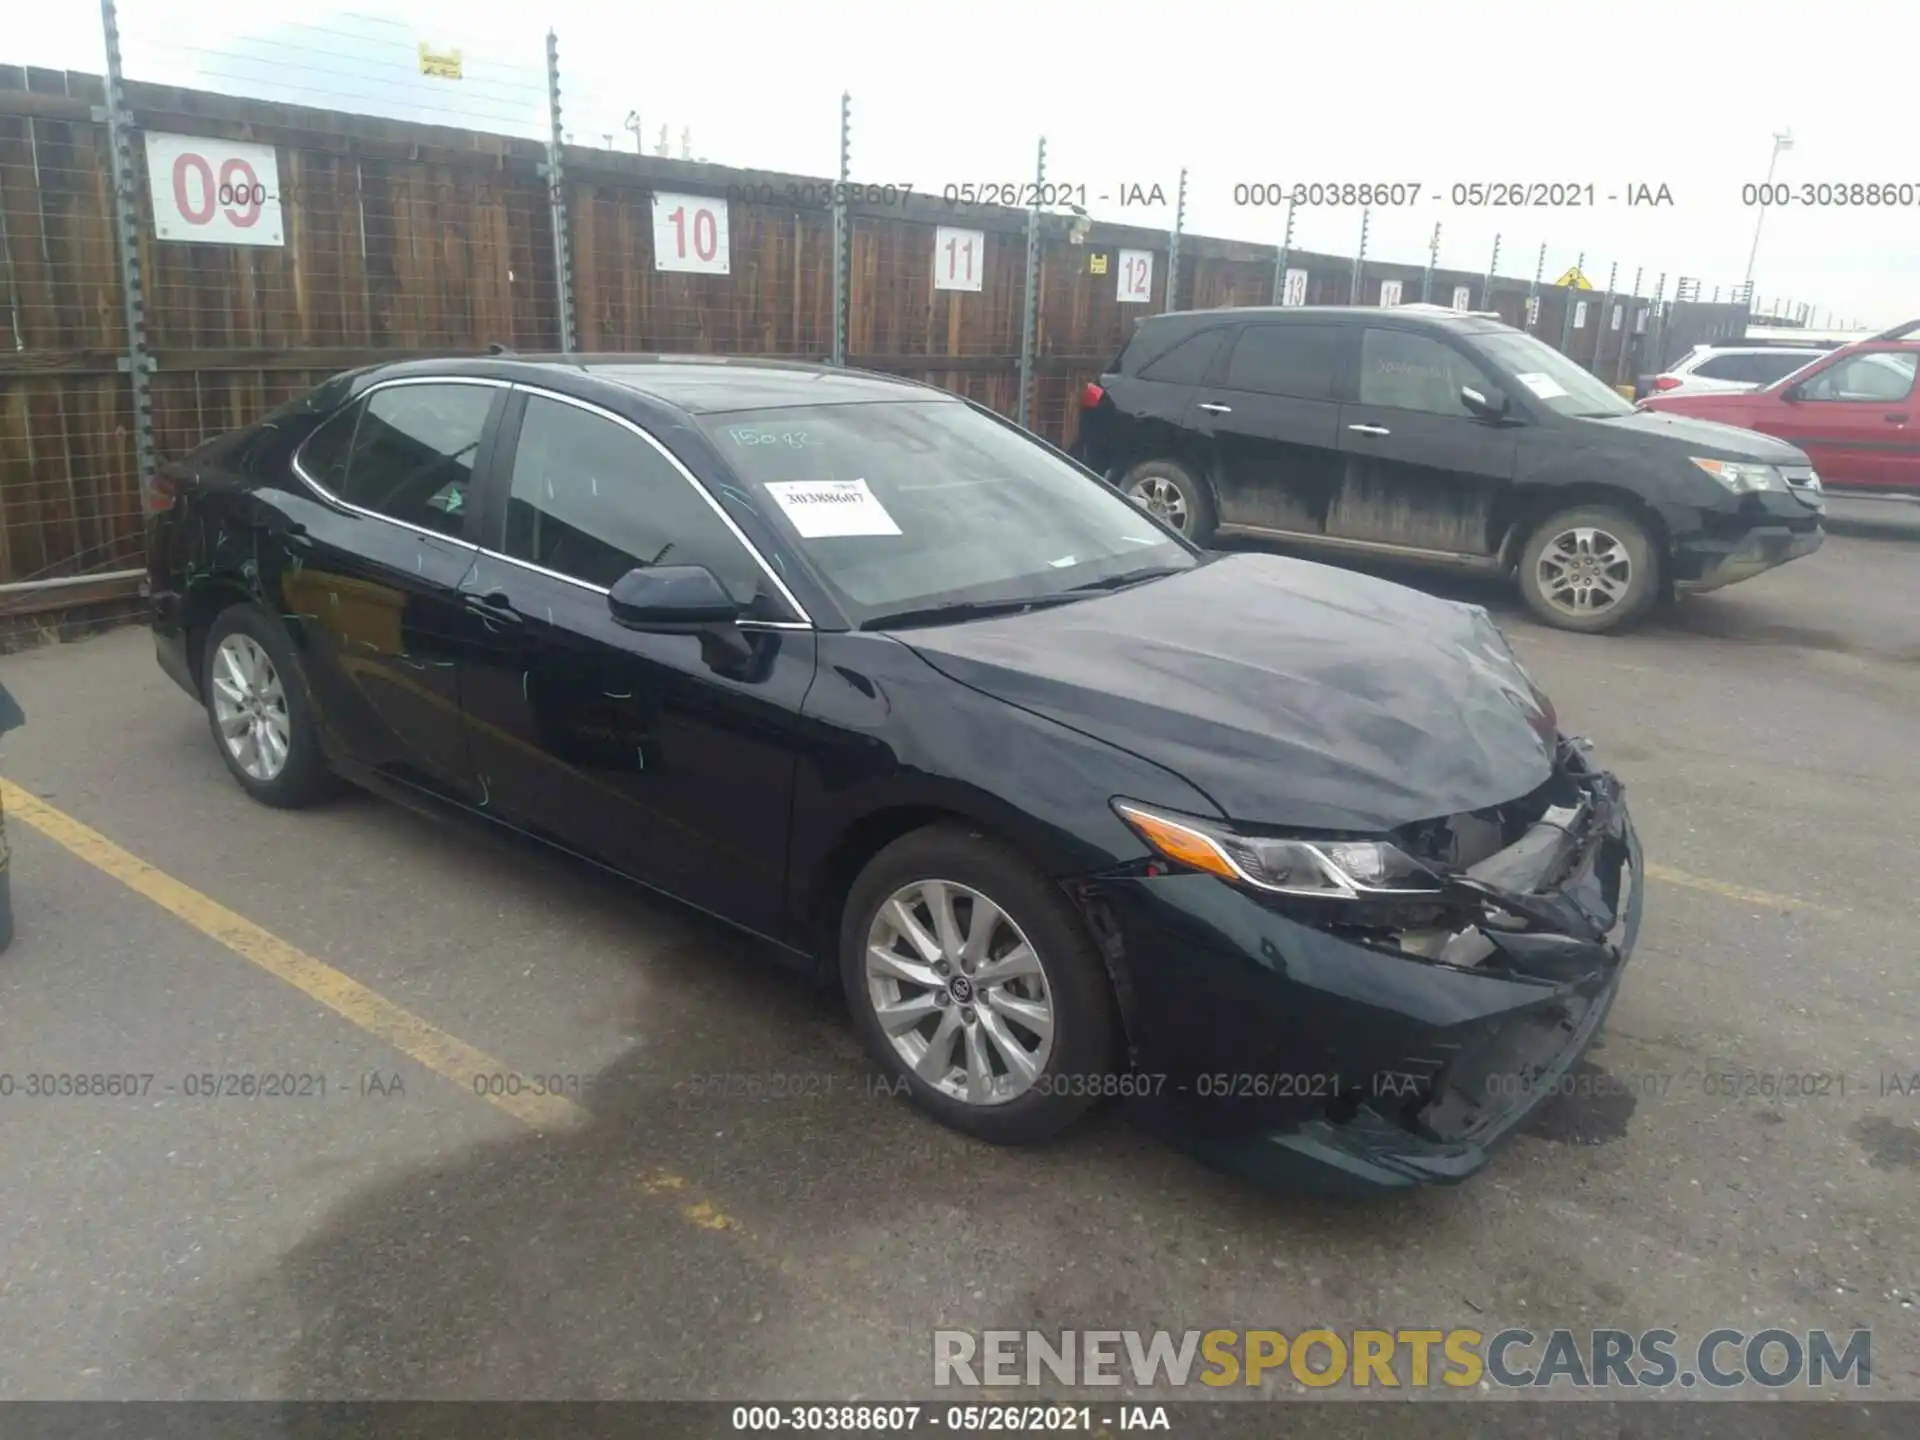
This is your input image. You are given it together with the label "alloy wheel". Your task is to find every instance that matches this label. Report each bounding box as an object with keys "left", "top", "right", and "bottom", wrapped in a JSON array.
[
  {"left": 1535, "top": 525, "right": 1633, "bottom": 618},
  {"left": 210, "top": 633, "right": 292, "bottom": 782},
  {"left": 864, "top": 878, "right": 1056, "bottom": 1106},
  {"left": 1127, "top": 475, "right": 1190, "bottom": 534}
]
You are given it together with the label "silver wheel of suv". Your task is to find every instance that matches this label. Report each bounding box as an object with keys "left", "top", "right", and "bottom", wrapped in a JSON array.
[
  {"left": 864, "top": 878, "right": 1056, "bottom": 1106},
  {"left": 210, "top": 633, "right": 291, "bottom": 782},
  {"left": 1127, "top": 474, "right": 1190, "bottom": 533},
  {"left": 1535, "top": 524, "right": 1633, "bottom": 619}
]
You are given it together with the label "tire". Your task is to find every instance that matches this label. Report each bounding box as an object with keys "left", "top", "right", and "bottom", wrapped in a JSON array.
[
  {"left": 1118, "top": 458, "right": 1216, "bottom": 544},
  {"left": 201, "top": 605, "right": 339, "bottom": 808},
  {"left": 840, "top": 823, "right": 1118, "bottom": 1145},
  {"left": 1516, "top": 504, "right": 1662, "bottom": 634}
]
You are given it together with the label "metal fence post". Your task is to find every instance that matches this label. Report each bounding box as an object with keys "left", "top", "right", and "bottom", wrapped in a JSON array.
[
  {"left": 97, "top": 0, "right": 157, "bottom": 509},
  {"left": 1481, "top": 234, "right": 1500, "bottom": 313},
  {"left": 1558, "top": 250, "right": 1584, "bottom": 353},
  {"left": 1268, "top": 198, "right": 1296, "bottom": 304},
  {"left": 1016, "top": 136, "right": 1045, "bottom": 431},
  {"left": 1165, "top": 166, "right": 1187, "bottom": 313},
  {"left": 1614, "top": 267, "right": 1643, "bottom": 386},
  {"left": 1350, "top": 208, "right": 1370, "bottom": 304},
  {"left": 1526, "top": 243, "right": 1545, "bottom": 331},
  {"left": 1592, "top": 261, "right": 1616, "bottom": 368},
  {"left": 831, "top": 92, "right": 851, "bottom": 367},
  {"left": 1646, "top": 273, "right": 1668, "bottom": 372},
  {"left": 1421, "top": 222, "right": 1440, "bottom": 303},
  {"left": 542, "top": 31, "right": 576, "bottom": 354}
]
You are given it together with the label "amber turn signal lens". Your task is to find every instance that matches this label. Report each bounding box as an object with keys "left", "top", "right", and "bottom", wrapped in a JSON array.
[{"left": 1113, "top": 802, "right": 1241, "bottom": 883}]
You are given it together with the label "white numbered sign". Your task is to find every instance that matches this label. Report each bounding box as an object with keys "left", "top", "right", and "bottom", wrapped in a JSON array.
[
  {"left": 933, "top": 227, "right": 985, "bottom": 292},
  {"left": 1282, "top": 268, "right": 1309, "bottom": 306},
  {"left": 1117, "top": 249, "right": 1153, "bottom": 304},
  {"left": 1611, "top": 303, "right": 1624, "bottom": 331},
  {"left": 1378, "top": 279, "right": 1403, "bottom": 307},
  {"left": 1452, "top": 285, "right": 1471, "bottom": 312},
  {"left": 1634, "top": 308, "right": 1648, "bottom": 333},
  {"left": 1573, "top": 300, "right": 1589, "bottom": 329},
  {"left": 652, "top": 192, "right": 730, "bottom": 274},
  {"left": 145, "top": 133, "right": 283, "bottom": 247}
]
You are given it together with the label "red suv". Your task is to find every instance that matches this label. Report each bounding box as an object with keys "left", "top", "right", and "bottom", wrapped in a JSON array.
[{"left": 1640, "top": 320, "right": 1919, "bottom": 495}]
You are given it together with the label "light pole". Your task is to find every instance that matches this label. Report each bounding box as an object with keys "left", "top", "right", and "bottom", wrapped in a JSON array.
[{"left": 1744, "top": 129, "right": 1794, "bottom": 291}]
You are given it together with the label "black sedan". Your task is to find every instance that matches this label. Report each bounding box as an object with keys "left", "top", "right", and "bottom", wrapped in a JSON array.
[{"left": 148, "top": 355, "right": 1643, "bottom": 1191}]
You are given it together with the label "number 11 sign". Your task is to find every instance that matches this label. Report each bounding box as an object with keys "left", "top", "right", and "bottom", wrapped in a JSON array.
[
  {"left": 652, "top": 192, "right": 730, "bottom": 274},
  {"left": 934, "top": 227, "right": 984, "bottom": 292}
]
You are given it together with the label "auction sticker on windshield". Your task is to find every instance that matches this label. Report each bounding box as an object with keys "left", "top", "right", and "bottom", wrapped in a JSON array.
[
  {"left": 764, "top": 479, "right": 903, "bottom": 538},
  {"left": 1515, "top": 372, "right": 1570, "bottom": 399}
]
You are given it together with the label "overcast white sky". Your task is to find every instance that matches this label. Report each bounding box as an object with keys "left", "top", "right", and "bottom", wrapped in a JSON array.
[{"left": 16, "top": 0, "right": 1916, "bottom": 326}]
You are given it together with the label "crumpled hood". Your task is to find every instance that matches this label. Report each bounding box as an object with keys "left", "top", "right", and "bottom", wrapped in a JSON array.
[{"left": 902, "top": 552, "right": 1557, "bottom": 832}]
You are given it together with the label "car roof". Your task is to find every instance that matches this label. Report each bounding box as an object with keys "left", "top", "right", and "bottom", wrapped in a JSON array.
[
  {"left": 348, "top": 354, "right": 957, "bottom": 415},
  {"left": 1147, "top": 304, "right": 1508, "bottom": 333}
]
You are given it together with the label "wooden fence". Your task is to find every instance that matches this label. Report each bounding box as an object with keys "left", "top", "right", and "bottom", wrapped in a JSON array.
[{"left": 1, "top": 63, "right": 1698, "bottom": 610}]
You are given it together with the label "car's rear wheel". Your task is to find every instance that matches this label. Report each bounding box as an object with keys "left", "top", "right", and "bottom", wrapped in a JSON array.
[
  {"left": 202, "top": 606, "right": 338, "bottom": 808},
  {"left": 840, "top": 823, "right": 1117, "bottom": 1145},
  {"left": 1119, "top": 458, "right": 1215, "bottom": 543},
  {"left": 1517, "top": 505, "right": 1661, "bottom": 634}
]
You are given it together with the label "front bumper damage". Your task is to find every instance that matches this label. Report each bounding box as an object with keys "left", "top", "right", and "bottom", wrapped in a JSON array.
[
  {"left": 1083, "top": 737, "right": 1642, "bottom": 1192},
  {"left": 1673, "top": 522, "right": 1824, "bottom": 593}
]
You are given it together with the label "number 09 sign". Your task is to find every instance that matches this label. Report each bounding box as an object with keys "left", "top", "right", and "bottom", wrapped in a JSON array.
[
  {"left": 652, "top": 192, "right": 731, "bottom": 275},
  {"left": 144, "top": 133, "right": 284, "bottom": 246}
]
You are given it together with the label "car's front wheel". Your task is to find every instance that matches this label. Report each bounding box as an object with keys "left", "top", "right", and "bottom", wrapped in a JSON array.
[
  {"left": 201, "top": 606, "right": 338, "bottom": 808},
  {"left": 840, "top": 823, "right": 1118, "bottom": 1145},
  {"left": 1517, "top": 505, "right": 1661, "bottom": 633}
]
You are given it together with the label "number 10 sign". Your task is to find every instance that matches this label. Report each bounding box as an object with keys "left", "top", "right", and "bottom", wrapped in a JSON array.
[{"left": 652, "top": 192, "right": 731, "bottom": 274}]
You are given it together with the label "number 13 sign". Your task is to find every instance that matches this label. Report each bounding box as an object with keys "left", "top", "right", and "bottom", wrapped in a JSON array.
[{"left": 652, "top": 192, "right": 731, "bottom": 274}]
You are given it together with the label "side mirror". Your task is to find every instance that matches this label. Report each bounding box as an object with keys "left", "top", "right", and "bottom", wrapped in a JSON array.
[
  {"left": 608, "top": 564, "right": 740, "bottom": 630},
  {"left": 1779, "top": 383, "right": 1804, "bottom": 402},
  {"left": 1461, "top": 383, "right": 1511, "bottom": 422}
]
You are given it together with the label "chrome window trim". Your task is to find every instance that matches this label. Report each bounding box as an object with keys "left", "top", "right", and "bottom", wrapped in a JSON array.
[
  {"left": 462, "top": 545, "right": 809, "bottom": 629},
  {"left": 503, "top": 383, "right": 814, "bottom": 627},
  {"left": 287, "top": 374, "right": 508, "bottom": 550}
]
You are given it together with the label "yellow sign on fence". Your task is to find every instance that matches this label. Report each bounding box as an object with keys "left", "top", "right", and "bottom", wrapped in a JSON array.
[
  {"left": 418, "top": 45, "right": 463, "bottom": 80},
  {"left": 1555, "top": 266, "right": 1593, "bottom": 290}
]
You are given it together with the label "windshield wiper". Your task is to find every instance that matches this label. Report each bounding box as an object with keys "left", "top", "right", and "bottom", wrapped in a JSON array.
[
  {"left": 860, "top": 593, "right": 1088, "bottom": 631},
  {"left": 1066, "top": 564, "right": 1188, "bottom": 593}
]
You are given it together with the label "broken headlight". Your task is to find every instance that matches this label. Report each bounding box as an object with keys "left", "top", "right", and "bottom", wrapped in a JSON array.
[
  {"left": 1112, "top": 800, "right": 1444, "bottom": 899},
  {"left": 1690, "top": 457, "right": 1783, "bottom": 493}
]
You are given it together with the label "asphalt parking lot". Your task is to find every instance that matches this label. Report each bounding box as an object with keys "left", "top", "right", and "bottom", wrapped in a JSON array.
[{"left": 1, "top": 506, "right": 1916, "bottom": 1406}]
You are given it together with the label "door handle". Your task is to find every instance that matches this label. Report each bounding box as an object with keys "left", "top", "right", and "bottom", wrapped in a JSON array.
[
  {"left": 463, "top": 590, "right": 522, "bottom": 626},
  {"left": 1197, "top": 402, "right": 1233, "bottom": 415},
  {"left": 1886, "top": 414, "right": 1909, "bottom": 424},
  {"left": 1347, "top": 423, "right": 1392, "bottom": 436}
]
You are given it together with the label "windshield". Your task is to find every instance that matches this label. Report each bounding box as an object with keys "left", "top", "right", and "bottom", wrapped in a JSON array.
[
  {"left": 701, "top": 400, "right": 1196, "bottom": 625},
  {"left": 1471, "top": 330, "right": 1638, "bottom": 417}
]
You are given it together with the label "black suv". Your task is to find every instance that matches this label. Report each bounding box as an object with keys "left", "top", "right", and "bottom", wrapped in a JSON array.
[{"left": 1073, "top": 305, "right": 1826, "bottom": 632}]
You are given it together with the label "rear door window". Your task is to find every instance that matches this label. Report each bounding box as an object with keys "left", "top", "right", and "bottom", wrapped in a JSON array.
[
  {"left": 1139, "top": 328, "right": 1228, "bottom": 384},
  {"left": 331, "top": 383, "right": 497, "bottom": 537},
  {"left": 1222, "top": 324, "right": 1343, "bottom": 400}
]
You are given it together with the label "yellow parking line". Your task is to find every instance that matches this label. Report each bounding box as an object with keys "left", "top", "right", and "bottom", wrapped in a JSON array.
[
  {"left": 1645, "top": 862, "right": 1842, "bottom": 916},
  {"left": 0, "top": 776, "right": 587, "bottom": 1133}
]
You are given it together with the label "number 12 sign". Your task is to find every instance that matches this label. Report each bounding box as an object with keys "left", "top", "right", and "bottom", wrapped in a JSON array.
[
  {"left": 652, "top": 192, "right": 730, "bottom": 274},
  {"left": 1117, "top": 249, "right": 1153, "bottom": 304},
  {"left": 934, "top": 227, "right": 984, "bottom": 292}
]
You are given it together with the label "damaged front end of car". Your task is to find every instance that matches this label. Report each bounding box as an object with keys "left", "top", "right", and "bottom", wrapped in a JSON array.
[{"left": 1081, "top": 736, "right": 1643, "bottom": 1192}]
